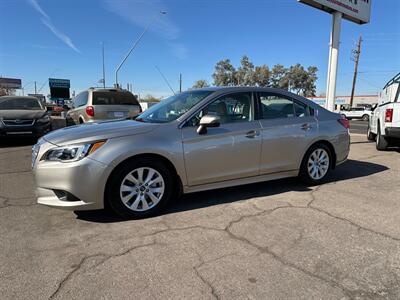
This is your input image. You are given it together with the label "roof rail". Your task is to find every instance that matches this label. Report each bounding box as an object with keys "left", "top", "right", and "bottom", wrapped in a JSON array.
[{"left": 383, "top": 72, "right": 400, "bottom": 89}]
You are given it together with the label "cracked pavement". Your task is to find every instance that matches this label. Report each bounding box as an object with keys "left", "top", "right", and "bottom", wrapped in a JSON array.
[{"left": 0, "top": 135, "right": 399, "bottom": 299}]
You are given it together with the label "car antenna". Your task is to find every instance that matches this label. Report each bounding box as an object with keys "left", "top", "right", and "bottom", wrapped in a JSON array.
[{"left": 155, "top": 66, "right": 176, "bottom": 95}]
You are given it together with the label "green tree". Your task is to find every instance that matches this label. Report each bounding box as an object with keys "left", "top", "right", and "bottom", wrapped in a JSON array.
[
  {"left": 253, "top": 65, "right": 270, "bottom": 87},
  {"left": 303, "top": 66, "right": 318, "bottom": 96},
  {"left": 270, "top": 64, "right": 288, "bottom": 89},
  {"left": 192, "top": 79, "right": 210, "bottom": 89},
  {"left": 212, "top": 59, "right": 237, "bottom": 86},
  {"left": 236, "top": 55, "right": 255, "bottom": 86},
  {"left": 141, "top": 94, "right": 161, "bottom": 102}
]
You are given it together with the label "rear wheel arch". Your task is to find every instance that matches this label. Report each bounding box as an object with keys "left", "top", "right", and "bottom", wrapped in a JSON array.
[{"left": 303, "top": 140, "right": 336, "bottom": 170}]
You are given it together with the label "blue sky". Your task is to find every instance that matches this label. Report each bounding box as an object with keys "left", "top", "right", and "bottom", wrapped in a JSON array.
[{"left": 0, "top": 0, "right": 399, "bottom": 98}]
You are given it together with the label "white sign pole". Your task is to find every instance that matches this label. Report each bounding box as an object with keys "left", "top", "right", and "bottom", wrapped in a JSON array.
[{"left": 325, "top": 11, "right": 342, "bottom": 111}]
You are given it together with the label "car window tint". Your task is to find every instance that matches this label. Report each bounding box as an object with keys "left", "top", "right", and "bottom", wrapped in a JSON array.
[
  {"left": 74, "top": 91, "right": 88, "bottom": 107},
  {"left": 92, "top": 92, "right": 139, "bottom": 105},
  {"left": 293, "top": 101, "right": 310, "bottom": 118},
  {"left": 259, "top": 94, "right": 294, "bottom": 119},
  {"left": 190, "top": 92, "right": 252, "bottom": 126}
]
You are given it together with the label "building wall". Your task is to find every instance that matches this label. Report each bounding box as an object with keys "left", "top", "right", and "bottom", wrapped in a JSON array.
[{"left": 308, "top": 95, "right": 378, "bottom": 107}]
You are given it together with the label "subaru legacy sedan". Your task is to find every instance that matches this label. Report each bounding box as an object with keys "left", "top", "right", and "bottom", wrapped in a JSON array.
[{"left": 32, "top": 87, "right": 350, "bottom": 219}]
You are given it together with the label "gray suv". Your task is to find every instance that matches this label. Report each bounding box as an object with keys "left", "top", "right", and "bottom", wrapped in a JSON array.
[{"left": 66, "top": 88, "right": 142, "bottom": 124}]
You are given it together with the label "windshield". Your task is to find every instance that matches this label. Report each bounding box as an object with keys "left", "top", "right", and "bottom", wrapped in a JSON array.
[
  {"left": 0, "top": 98, "right": 43, "bottom": 110},
  {"left": 137, "top": 90, "right": 213, "bottom": 123}
]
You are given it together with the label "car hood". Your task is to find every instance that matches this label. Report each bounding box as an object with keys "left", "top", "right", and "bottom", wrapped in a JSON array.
[
  {"left": 0, "top": 109, "right": 47, "bottom": 119},
  {"left": 43, "top": 119, "right": 159, "bottom": 146}
]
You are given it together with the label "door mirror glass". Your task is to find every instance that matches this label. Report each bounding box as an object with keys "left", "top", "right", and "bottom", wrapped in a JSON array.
[{"left": 197, "top": 115, "right": 220, "bottom": 135}]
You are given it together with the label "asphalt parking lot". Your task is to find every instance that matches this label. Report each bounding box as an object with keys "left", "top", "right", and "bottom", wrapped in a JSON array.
[{"left": 0, "top": 132, "right": 399, "bottom": 299}]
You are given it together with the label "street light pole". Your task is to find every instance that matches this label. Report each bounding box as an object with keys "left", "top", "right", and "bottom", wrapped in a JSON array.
[
  {"left": 115, "top": 11, "right": 166, "bottom": 88},
  {"left": 102, "top": 42, "right": 106, "bottom": 88}
]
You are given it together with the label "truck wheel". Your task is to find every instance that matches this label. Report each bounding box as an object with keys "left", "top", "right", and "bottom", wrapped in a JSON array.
[
  {"left": 367, "top": 124, "right": 376, "bottom": 141},
  {"left": 362, "top": 114, "right": 369, "bottom": 121},
  {"left": 376, "top": 125, "right": 388, "bottom": 151}
]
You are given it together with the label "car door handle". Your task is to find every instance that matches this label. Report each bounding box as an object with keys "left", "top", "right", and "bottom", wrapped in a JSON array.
[
  {"left": 301, "top": 123, "right": 312, "bottom": 131},
  {"left": 245, "top": 130, "right": 260, "bottom": 138}
]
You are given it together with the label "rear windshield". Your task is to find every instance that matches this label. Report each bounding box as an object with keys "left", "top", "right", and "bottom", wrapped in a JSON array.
[
  {"left": 0, "top": 98, "right": 43, "bottom": 110},
  {"left": 92, "top": 91, "right": 139, "bottom": 105}
]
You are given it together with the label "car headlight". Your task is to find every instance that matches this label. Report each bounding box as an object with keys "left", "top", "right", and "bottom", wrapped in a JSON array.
[
  {"left": 37, "top": 114, "right": 50, "bottom": 123},
  {"left": 43, "top": 141, "right": 106, "bottom": 162}
]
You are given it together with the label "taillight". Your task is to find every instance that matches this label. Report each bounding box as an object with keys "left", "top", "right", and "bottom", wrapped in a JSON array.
[
  {"left": 85, "top": 106, "right": 94, "bottom": 117},
  {"left": 385, "top": 108, "right": 393, "bottom": 123},
  {"left": 338, "top": 117, "right": 350, "bottom": 129}
]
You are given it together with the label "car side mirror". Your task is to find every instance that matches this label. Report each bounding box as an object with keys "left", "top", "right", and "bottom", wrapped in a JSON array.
[{"left": 197, "top": 115, "right": 220, "bottom": 135}]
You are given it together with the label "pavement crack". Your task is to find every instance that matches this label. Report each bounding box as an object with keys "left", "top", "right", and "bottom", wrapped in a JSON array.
[{"left": 48, "top": 241, "right": 157, "bottom": 299}]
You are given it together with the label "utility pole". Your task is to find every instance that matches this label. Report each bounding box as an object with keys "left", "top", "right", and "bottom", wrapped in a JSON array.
[
  {"left": 350, "top": 35, "right": 362, "bottom": 108},
  {"left": 179, "top": 73, "right": 182, "bottom": 93},
  {"left": 34, "top": 81, "right": 37, "bottom": 94}
]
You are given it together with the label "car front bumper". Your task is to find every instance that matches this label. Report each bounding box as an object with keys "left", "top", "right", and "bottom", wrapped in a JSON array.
[
  {"left": 385, "top": 127, "right": 400, "bottom": 139},
  {"left": 33, "top": 156, "right": 108, "bottom": 210},
  {"left": 0, "top": 122, "right": 51, "bottom": 136}
]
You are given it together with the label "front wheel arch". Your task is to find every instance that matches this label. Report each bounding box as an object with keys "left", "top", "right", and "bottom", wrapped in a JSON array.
[{"left": 104, "top": 153, "right": 183, "bottom": 209}]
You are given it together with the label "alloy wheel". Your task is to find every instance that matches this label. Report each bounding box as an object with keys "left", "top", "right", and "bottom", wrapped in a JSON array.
[
  {"left": 307, "top": 148, "right": 330, "bottom": 180},
  {"left": 119, "top": 167, "right": 165, "bottom": 212}
]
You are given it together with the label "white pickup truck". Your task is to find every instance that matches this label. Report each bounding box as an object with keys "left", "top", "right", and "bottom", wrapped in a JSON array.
[{"left": 367, "top": 73, "right": 400, "bottom": 150}]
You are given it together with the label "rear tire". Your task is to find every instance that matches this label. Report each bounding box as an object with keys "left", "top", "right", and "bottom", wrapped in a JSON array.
[
  {"left": 376, "top": 125, "right": 389, "bottom": 151},
  {"left": 362, "top": 114, "right": 369, "bottom": 121},
  {"left": 367, "top": 124, "right": 376, "bottom": 141},
  {"left": 299, "top": 143, "right": 332, "bottom": 186},
  {"left": 106, "top": 158, "right": 173, "bottom": 219}
]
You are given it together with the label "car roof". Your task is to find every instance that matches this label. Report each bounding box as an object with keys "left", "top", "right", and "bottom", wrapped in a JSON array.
[
  {"left": 190, "top": 86, "right": 297, "bottom": 94},
  {"left": 0, "top": 96, "right": 40, "bottom": 101}
]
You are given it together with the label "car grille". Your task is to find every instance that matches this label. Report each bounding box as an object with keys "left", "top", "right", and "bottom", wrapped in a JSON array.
[{"left": 2, "top": 119, "right": 34, "bottom": 126}]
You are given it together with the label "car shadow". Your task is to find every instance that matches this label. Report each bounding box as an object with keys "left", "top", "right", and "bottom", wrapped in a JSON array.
[
  {"left": 0, "top": 136, "right": 38, "bottom": 148},
  {"left": 75, "top": 159, "right": 389, "bottom": 223}
]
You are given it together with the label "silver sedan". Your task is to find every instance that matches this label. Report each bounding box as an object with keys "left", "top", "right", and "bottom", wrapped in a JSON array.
[{"left": 32, "top": 87, "right": 350, "bottom": 219}]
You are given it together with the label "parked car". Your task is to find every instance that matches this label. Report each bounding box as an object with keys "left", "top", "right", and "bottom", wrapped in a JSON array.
[
  {"left": 367, "top": 72, "right": 400, "bottom": 150},
  {"left": 0, "top": 96, "right": 51, "bottom": 137},
  {"left": 338, "top": 107, "right": 372, "bottom": 121},
  {"left": 32, "top": 87, "right": 350, "bottom": 219},
  {"left": 66, "top": 88, "right": 141, "bottom": 125}
]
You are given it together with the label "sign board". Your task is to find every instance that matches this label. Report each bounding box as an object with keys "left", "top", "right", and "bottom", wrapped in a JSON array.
[
  {"left": 56, "top": 99, "right": 65, "bottom": 107},
  {"left": 49, "top": 78, "right": 70, "bottom": 100},
  {"left": 0, "top": 77, "right": 22, "bottom": 89},
  {"left": 49, "top": 78, "right": 70, "bottom": 88},
  {"left": 298, "top": 0, "right": 371, "bottom": 24}
]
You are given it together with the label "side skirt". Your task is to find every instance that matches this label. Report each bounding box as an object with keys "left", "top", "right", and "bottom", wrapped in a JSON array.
[{"left": 183, "top": 170, "right": 299, "bottom": 194}]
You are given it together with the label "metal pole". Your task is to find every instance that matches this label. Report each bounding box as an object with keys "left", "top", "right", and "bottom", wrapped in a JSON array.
[
  {"left": 325, "top": 11, "right": 342, "bottom": 111},
  {"left": 34, "top": 81, "right": 37, "bottom": 94},
  {"left": 179, "top": 73, "right": 182, "bottom": 93},
  {"left": 115, "top": 11, "right": 166, "bottom": 87},
  {"left": 102, "top": 42, "right": 106, "bottom": 88},
  {"left": 350, "top": 36, "right": 362, "bottom": 108}
]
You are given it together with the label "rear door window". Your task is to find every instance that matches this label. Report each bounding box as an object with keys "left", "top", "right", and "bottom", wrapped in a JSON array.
[{"left": 93, "top": 91, "right": 139, "bottom": 105}]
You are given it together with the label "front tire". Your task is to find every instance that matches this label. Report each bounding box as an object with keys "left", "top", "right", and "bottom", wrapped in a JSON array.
[
  {"left": 299, "top": 143, "right": 332, "bottom": 185},
  {"left": 362, "top": 114, "right": 369, "bottom": 121},
  {"left": 376, "top": 125, "right": 389, "bottom": 151},
  {"left": 106, "top": 158, "right": 173, "bottom": 219}
]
